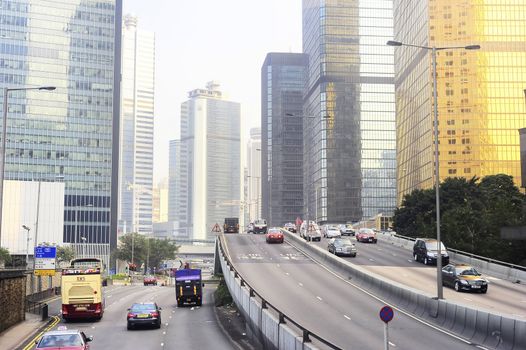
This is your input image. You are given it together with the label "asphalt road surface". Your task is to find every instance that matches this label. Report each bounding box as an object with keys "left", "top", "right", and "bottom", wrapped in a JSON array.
[
  {"left": 28, "top": 284, "right": 234, "bottom": 350},
  {"left": 225, "top": 234, "right": 491, "bottom": 350},
  {"left": 305, "top": 233, "right": 526, "bottom": 319}
]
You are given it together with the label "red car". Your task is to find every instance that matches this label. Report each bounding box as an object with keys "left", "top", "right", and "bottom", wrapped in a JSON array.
[
  {"left": 266, "top": 228, "right": 284, "bottom": 243},
  {"left": 143, "top": 276, "right": 157, "bottom": 286},
  {"left": 356, "top": 228, "right": 377, "bottom": 243},
  {"left": 35, "top": 329, "right": 93, "bottom": 349}
]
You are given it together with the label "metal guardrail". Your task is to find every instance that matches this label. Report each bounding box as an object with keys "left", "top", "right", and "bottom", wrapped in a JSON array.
[
  {"left": 385, "top": 232, "right": 526, "bottom": 272},
  {"left": 217, "top": 233, "right": 341, "bottom": 350}
]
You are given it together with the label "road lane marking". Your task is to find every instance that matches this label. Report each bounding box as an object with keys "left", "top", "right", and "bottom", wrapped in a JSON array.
[
  {"left": 22, "top": 316, "right": 61, "bottom": 350},
  {"left": 316, "top": 296, "right": 322, "bottom": 301},
  {"left": 298, "top": 282, "right": 303, "bottom": 287},
  {"left": 464, "top": 298, "right": 472, "bottom": 302},
  {"left": 344, "top": 315, "right": 351, "bottom": 320},
  {"left": 161, "top": 343, "right": 164, "bottom": 347},
  {"left": 368, "top": 258, "right": 375, "bottom": 262},
  {"left": 277, "top": 264, "right": 281, "bottom": 268},
  {"left": 163, "top": 331, "right": 166, "bottom": 335},
  {"left": 389, "top": 341, "right": 396, "bottom": 347},
  {"left": 285, "top": 272, "right": 290, "bottom": 276},
  {"left": 408, "top": 259, "right": 414, "bottom": 262}
]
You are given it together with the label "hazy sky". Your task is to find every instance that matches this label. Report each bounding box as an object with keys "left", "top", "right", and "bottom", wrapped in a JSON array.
[{"left": 123, "top": 0, "right": 302, "bottom": 183}]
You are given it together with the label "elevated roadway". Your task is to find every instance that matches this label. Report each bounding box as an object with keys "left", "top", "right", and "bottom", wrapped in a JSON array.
[{"left": 224, "top": 233, "right": 482, "bottom": 349}]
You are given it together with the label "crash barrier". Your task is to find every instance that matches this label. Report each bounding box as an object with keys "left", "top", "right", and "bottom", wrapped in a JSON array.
[
  {"left": 283, "top": 230, "right": 526, "bottom": 350},
  {"left": 216, "top": 234, "right": 338, "bottom": 350},
  {"left": 377, "top": 232, "right": 526, "bottom": 283}
]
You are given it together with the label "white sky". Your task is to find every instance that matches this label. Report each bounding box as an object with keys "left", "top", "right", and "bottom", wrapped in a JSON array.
[{"left": 123, "top": 0, "right": 302, "bottom": 183}]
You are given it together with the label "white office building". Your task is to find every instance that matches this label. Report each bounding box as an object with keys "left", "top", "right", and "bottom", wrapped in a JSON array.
[
  {"left": 176, "top": 82, "right": 241, "bottom": 240},
  {"left": 118, "top": 14, "right": 155, "bottom": 235}
]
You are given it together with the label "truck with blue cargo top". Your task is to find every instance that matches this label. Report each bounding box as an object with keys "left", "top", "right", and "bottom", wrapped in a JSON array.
[{"left": 175, "top": 269, "right": 203, "bottom": 307}]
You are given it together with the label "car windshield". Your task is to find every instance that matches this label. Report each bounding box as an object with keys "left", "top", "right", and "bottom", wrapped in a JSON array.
[
  {"left": 268, "top": 229, "right": 280, "bottom": 234},
  {"left": 328, "top": 226, "right": 339, "bottom": 230},
  {"left": 360, "top": 229, "right": 374, "bottom": 234},
  {"left": 334, "top": 239, "right": 352, "bottom": 246},
  {"left": 425, "top": 242, "right": 447, "bottom": 251},
  {"left": 39, "top": 334, "right": 82, "bottom": 347},
  {"left": 130, "top": 303, "right": 156, "bottom": 311},
  {"left": 254, "top": 219, "right": 266, "bottom": 225},
  {"left": 457, "top": 267, "right": 479, "bottom": 276}
]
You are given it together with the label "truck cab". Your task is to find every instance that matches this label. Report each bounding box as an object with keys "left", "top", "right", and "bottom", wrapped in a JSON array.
[{"left": 223, "top": 217, "right": 239, "bottom": 233}]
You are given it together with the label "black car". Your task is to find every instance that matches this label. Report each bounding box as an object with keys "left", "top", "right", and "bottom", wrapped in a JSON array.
[
  {"left": 413, "top": 238, "right": 449, "bottom": 265},
  {"left": 442, "top": 264, "right": 488, "bottom": 293},
  {"left": 127, "top": 302, "right": 162, "bottom": 329},
  {"left": 327, "top": 238, "right": 357, "bottom": 257}
]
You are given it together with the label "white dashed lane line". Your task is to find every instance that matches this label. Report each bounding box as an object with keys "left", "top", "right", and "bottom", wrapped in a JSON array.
[
  {"left": 316, "top": 296, "right": 323, "bottom": 301},
  {"left": 344, "top": 315, "right": 351, "bottom": 321},
  {"left": 298, "top": 282, "right": 303, "bottom": 287},
  {"left": 389, "top": 341, "right": 396, "bottom": 347}
]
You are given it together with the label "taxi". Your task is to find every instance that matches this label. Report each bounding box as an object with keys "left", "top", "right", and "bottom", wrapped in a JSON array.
[{"left": 35, "top": 327, "right": 93, "bottom": 349}]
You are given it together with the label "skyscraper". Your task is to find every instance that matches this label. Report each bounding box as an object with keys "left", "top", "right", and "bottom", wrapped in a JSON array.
[
  {"left": 302, "top": 1, "right": 397, "bottom": 223},
  {"left": 118, "top": 14, "right": 155, "bottom": 234},
  {"left": 168, "top": 139, "right": 188, "bottom": 235},
  {"left": 393, "top": 0, "right": 526, "bottom": 201},
  {"left": 246, "top": 127, "right": 261, "bottom": 223},
  {"left": 0, "top": 0, "right": 122, "bottom": 264},
  {"left": 176, "top": 82, "right": 241, "bottom": 239},
  {"left": 261, "top": 53, "right": 307, "bottom": 226}
]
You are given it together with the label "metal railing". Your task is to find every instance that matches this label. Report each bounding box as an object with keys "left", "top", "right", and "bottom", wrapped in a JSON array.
[
  {"left": 383, "top": 232, "right": 526, "bottom": 271},
  {"left": 218, "top": 233, "right": 341, "bottom": 349}
]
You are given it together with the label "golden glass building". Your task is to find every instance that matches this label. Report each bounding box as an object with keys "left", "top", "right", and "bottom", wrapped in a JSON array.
[{"left": 393, "top": 0, "right": 526, "bottom": 203}]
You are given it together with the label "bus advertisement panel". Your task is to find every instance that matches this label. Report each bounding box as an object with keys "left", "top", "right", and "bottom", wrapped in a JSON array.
[{"left": 61, "top": 258, "right": 104, "bottom": 321}]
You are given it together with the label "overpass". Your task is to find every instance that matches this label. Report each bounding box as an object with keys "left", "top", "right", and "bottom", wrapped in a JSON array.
[{"left": 215, "top": 231, "right": 526, "bottom": 350}]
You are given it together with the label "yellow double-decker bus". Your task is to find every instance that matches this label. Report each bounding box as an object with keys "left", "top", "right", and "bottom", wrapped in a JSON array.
[{"left": 61, "top": 258, "right": 105, "bottom": 321}]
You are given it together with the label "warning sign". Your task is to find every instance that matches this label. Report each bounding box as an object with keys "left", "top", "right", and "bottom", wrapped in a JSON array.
[{"left": 211, "top": 223, "right": 222, "bottom": 233}]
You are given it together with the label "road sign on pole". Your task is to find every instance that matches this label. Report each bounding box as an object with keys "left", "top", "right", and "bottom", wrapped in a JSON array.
[
  {"left": 34, "top": 246, "right": 57, "bottom": 276},
  {"left": 379, "top": 305, "right": 394, "bottom": 350}
]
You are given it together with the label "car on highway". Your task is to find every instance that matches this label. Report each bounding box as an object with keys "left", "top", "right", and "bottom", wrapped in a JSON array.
[
  {"left": 247, "top": 222, "right": 254, "bottom": 233},
  {"left": 35, "top": 328, "right": 93, "bottom": 350},
  {"left": 322, "top": 224, "right": 342, "bottom": 238},
  {"left": 127, "top": 302, "right": 162, "bottom": 330},
  {"left": 327, "top": 237, "right": 357, "bottom": 257},
  {"left": 413, "top": 238, "right": 449, "bottom": 265},
  {"left": 266, "top": 227, "right": 284, "bottom": 243},
  {"left": 442, "top": 264, "right": 488, "bottom": 293},
  {"left": 300, "top": 221, "right": 322, "bottom": 241},
  {"left": 252, "top": 218, "right": 268, "bottom": 234},
  {"left": 339, "top": 223, "right": 355, "bottom": 236},
  {"left": 284, "top": 222, "right": 296, "bottom": 233},
  {"left": 143, "top": 275, "right": 157, "bottom": 286},
  {"left": 355, "top": 228, "right": 377, "bottom": 243}
]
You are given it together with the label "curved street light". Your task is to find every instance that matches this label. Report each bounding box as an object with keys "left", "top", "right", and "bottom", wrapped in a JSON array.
[{"left": 387, "top": 40, "right": 480, "bottom": 299}]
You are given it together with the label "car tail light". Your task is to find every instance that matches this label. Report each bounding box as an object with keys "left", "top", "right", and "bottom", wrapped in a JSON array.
[
  {"left": 151, "top": 312, "right": 159, "bottom": 317},
  {"left": 95, "top": 303, "right": 102, "bottom": 313},
  {"left": 62, "top": 305, "right": 69, "bottom": 315},
  {"left": 127, "top": 313, "right": 134, "bottom": 318}
]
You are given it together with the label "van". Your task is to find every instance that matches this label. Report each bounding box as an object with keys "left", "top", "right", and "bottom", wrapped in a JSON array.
[{"left": 300, "top": 221, "right": 322, "bottom": 241}]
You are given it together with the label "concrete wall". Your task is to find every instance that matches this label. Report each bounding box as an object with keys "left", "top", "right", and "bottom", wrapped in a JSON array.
[
  {"left": 25, "top": 272, "right": 61, "bottom": 296},
  {"left": 0, "top": 270, "right": 27, "bottom": 333}
]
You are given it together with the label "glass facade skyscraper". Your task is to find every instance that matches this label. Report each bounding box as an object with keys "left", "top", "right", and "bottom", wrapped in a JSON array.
[
  {"left": 118, "top": 14, "right": 155, "bottom": 235},
  {"left": 176, "top": 82, "right": 241, "bottom": 239},
  {"left": 393, "top": 0, "right": 526, "bottom": 202},
  {"left": 302, "top": 0, "right": 396, "bottom": 223},
  {"left": 261, "top": 53, "right": 307, "bottom": 226},
  {"left": 0, "top": 0, "right": 122, "bottom": 262}
]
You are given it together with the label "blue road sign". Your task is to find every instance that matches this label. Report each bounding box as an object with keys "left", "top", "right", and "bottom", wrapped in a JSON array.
[
  {"left": 379, "top": 305, "right": 394, "bottom": 323},
  {"left": 34, "top": 246, "right": 57, "bottom": 259}
]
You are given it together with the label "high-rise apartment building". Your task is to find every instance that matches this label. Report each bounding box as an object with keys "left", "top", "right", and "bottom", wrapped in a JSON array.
[
  {"left": 393, "top": 0, "right": 526, "bottom": 202},
  {"left": 261, "top": 53, "right": 307, "bottom": 226},
  {"left": 176, "top": 82, "right": 241, "bottom": 239},
  {"left": 302, "top": 1, "right": 397, "bottom": 223},
  {"left": 246, "top": 127, "right": 261, "bottom": 223},
  {"left": 118, "top": 14, "right": 155, "bottom": 234},
  {"left": 0, "top": 0, "right": 122, "bottom": 264}
]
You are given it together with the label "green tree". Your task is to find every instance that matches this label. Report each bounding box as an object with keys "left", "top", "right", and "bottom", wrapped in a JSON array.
[
  {"left": 56, "top": 245, "right": 76, "bottom": 266},
  {"left": 112, "top": 233, "right": 179, "bottom": 272},
  {"left": 0, "top": 246, "right": 11, "bottom": 265}
]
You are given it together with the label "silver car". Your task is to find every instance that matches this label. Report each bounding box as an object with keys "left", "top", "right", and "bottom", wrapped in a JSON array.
[{"left": 300, "top": 221, "right": 322, "bottom": 241}]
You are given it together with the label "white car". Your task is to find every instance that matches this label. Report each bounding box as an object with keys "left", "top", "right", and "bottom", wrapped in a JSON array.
[
  {"left": 322, "top": 225, "right": 341, "bottom": 238},
  {"left": 300, "top": 221, "right": 322, "bottom": 241}
]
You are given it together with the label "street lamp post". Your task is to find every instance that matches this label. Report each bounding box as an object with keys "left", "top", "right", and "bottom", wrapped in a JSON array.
[
  {"left": 22, "top": 225, "right": 31, "bottom": 269},
  {"left": 80, "top": 236, "right": 87, "bottom": 257},
  {"left": 386, "top": 40, "right": 480, "bottom": 299},
  {"left": 0, "top": 86, "right": 56, "bottom": 245}
]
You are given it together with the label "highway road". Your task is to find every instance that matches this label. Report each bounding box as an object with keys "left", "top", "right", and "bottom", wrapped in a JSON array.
[
  {"left": 302, "top": 233, "right": 526, "bottom": 319},
  {"left": 24, "top": 284, "right": 234, "bottom": 350},
  {"left": 224, "top": 234, "right": 483, "bottom": 350}
]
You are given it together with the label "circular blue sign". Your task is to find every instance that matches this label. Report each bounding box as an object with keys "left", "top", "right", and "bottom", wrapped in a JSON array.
[{"left": 379, "top": 305, "right": 394, "bottom": 323}]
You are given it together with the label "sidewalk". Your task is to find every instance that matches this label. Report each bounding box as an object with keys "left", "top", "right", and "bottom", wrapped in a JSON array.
[{"left": 0, "top": 313, "right": 46, "bottom": 350}]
